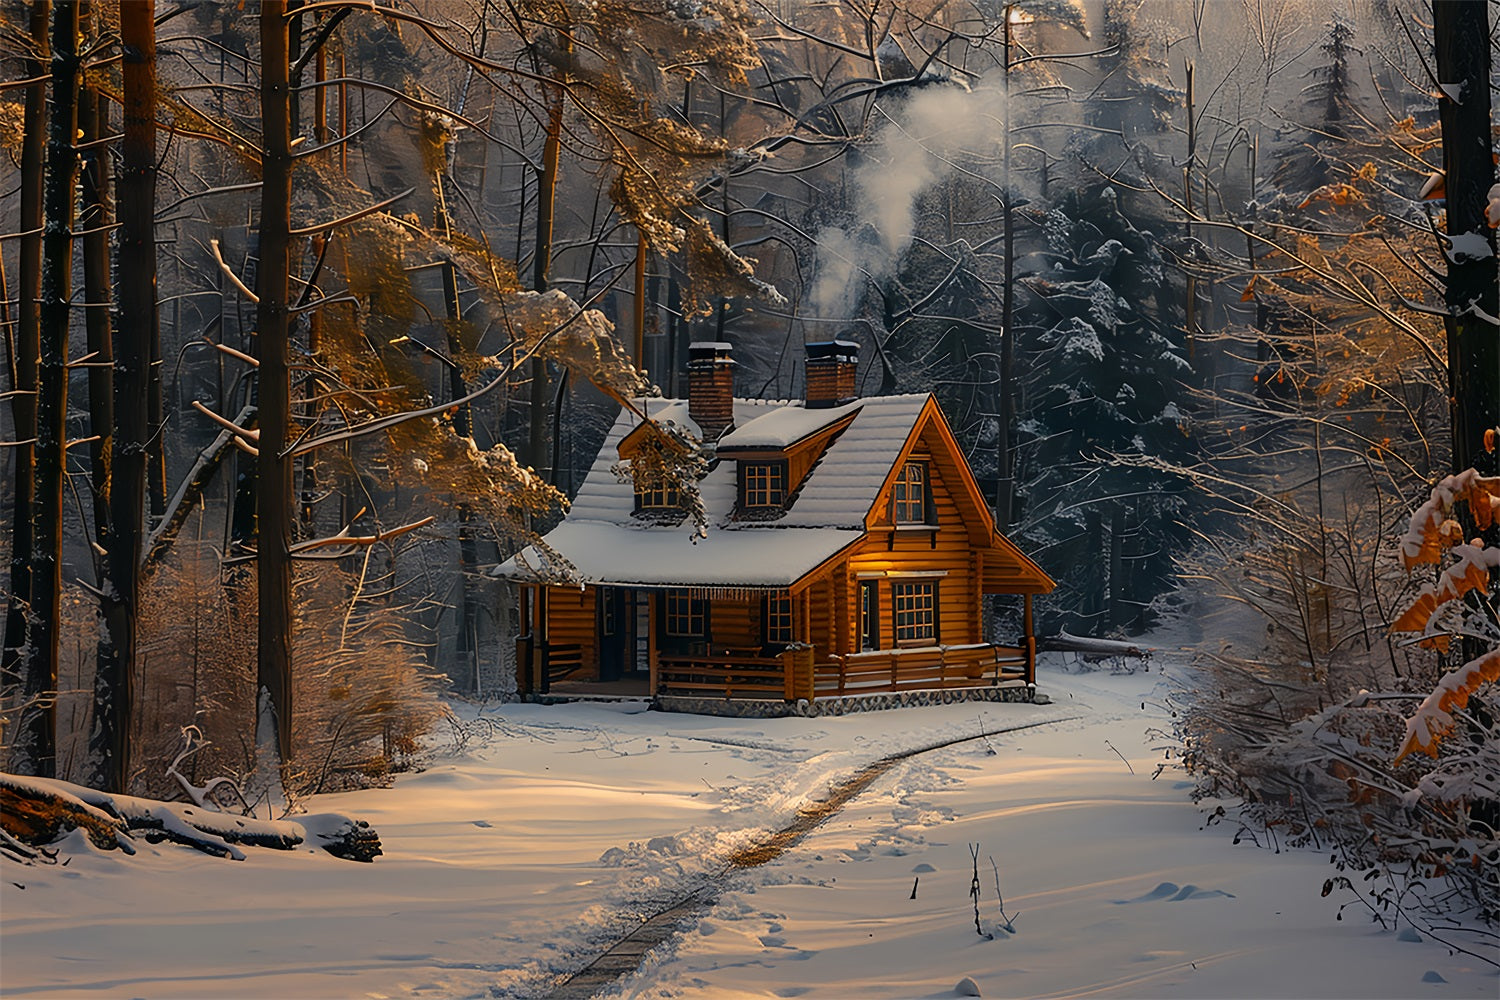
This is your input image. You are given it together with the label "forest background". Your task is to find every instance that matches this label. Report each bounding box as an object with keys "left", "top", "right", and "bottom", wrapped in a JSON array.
[{"left": 0, "top": 0, "right": 1496, "bottom": 932}]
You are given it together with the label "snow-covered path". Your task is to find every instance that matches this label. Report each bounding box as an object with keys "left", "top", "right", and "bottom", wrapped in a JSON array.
[{"left": 3, "top": 657, "right": 1496, "bottom": 999}]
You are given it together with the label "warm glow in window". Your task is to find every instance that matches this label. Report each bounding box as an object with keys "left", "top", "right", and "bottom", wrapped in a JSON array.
[
  {"left": 742, "top": 462, "right": 786, "bottom": 507},
  {"left": 893, "top": 461, "right": 927, "bottom": 523},
  {"left": 665, "top": 590, "right": 705, "bottom": 637},
  {"left": 893, "top": 582, "right": 936, "bottom": 643}
]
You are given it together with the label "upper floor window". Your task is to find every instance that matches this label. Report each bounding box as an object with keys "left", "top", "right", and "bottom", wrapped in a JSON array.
[
  {"left": 741, "top": 461, "right": 787, "bottom": 509},
  {"left": 893, "top": 460, "right": 928, "bottom": 523}
]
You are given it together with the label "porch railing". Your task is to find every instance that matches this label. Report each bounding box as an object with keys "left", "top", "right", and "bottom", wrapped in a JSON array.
[
  {"left": 658, "top": 647, "right": 814, "bottom": 701},
  {"left": 659, "top": 643, "right": 1024, "bottom": 702},
  {"left": 818, "top": 643, "right": 1027, "bottom": 698}
]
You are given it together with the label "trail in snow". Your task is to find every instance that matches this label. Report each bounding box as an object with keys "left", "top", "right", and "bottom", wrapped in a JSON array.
[{"left": 540, "top": 715, "right": 1083, "bottom": 999}]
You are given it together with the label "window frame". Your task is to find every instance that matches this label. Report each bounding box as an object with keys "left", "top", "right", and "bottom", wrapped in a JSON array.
[
  {"left": 763, "top": 592, "right": 794, "bottom": 646},
  {"left": 664, "top": 589, "right": 707, "bottom": 638},
  {"left": 891, "top": 580, "right": 938, "bottom": 645},
  {"left": 740, "top": 459, "right": 788, "bottom": 509},
  {"left": 859, "top": 580, "right": 880, "bottom": 651},
  {"left": 892, "top": 460, "right": 931, "bottom": 524},
  {"left": 634, "top": 479, "right": 681, "bottom": 512}
]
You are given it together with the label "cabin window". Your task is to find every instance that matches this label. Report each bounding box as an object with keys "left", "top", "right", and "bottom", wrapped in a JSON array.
[
  {"left": 893, "top": 461, "right": 929, "bottom": 523},
  {"left": 859, "top": 581, "right": 879, "bottom": 651},
  {"left": 664, "top": 590, "right": 706, "bottom": 637},
  {"left": 764, "top": 593, "right": 794, "bottom": 645},
  {"left": 892, "top": 581, "right": 937, "bottom": 644},
  {"left": 635, "top": 480, "right": 681, "bottom": 511},
  {"left": 741, "top": 461, "right": 787, "bottom": 508}
]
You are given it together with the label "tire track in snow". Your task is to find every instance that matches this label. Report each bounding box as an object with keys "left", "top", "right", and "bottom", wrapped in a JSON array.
[{"left": 541, "top": 713, "right": 1082, "bottom": 999}]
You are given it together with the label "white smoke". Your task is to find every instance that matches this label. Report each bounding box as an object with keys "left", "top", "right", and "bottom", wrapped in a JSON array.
[{"left": 810, "top": 82, "right": 1007, "bottom": 318}]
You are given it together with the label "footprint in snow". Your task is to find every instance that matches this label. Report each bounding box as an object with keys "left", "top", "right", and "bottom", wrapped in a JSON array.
[{"left": 1114, "top": 881, "right": 1235, "bottom": 903}]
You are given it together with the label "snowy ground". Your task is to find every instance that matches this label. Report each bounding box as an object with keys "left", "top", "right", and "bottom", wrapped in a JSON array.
[{"left": 3, "top": 647, "right": 1497, "bottom": 999}]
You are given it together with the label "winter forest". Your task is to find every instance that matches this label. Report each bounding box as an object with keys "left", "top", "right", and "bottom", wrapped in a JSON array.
[{"left": 1, "top": 0, "right": 1498, "bottom": 998}]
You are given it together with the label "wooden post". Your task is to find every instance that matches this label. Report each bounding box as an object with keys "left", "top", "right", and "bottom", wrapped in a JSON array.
[
  {"left": 1023, "top": 593, "right": 1035, "bottom": 686},
  {"left": 647, "top": 592, "right": 659, "bottom": 696}
]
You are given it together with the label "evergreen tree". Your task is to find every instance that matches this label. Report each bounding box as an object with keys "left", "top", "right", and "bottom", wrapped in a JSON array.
[{"left": 1013, "top": 185, "right": 1194, "bottom": 634}]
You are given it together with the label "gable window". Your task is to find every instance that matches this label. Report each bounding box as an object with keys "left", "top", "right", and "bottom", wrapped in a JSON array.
[
  {"left": 741, "top": 461, "right": 787, "bottom": 508},
  {"left": 764, "top": 593, "right": 794, "bottom": 645},
  {"left": 892, "top": 581, "right": 937, "bottom": 644},
  {"left": 893, "top": 461, "right": 929, "bottom": 523},
  {"left": 664, "top": 590, "right": 706, "bottom": 637}
]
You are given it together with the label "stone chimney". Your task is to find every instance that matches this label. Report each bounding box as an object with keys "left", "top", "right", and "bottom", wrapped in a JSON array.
[
  {"left": 686, "top": 341, "right": 736, "bottom": 441},
  {"left": 804, "top": 340, "right": 859, "bottom": 409}
]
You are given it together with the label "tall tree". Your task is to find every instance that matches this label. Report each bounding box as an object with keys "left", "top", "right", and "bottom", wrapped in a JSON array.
[
  {"left": 20, "top": 0, "right": 81, "bottom": 777},
  {"left": 1433, "top": 0, "right": 1498, "bottom": 473},
  {"left": 78, "top": 0, "right": 120, "bottom": 790},
  {"left": 2, "top": 0, "right": 48, "bottom": 743},
  {"left": 96, "top": 0, "right": 160, "bottom": 794},
  {"left": 257, "top": 0, "right": 295, "bottom": 767}
]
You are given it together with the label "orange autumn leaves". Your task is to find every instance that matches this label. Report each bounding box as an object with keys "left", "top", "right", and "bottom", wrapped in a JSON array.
[{"left": 1390, "top": 470, "right": 1500, "bottom": 762}]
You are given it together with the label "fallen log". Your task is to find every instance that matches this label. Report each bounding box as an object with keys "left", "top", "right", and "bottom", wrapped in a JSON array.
[
  {"left": 1036, "top": 631, "right": 1151, "bottom": 660},
  {"left": 0, "top": 772, "right": 381, "bottom": 863}
]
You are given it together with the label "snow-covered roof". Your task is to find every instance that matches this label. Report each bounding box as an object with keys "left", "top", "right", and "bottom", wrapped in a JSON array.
[
  {"left": 716, "top": 399, "right": 861, "bottom": 450},
  {"left": 502, "top": 521, "right": 862, "bottom": 589},
  {"left": 495, "top": 393, "right": 931, "bottom": 587}
]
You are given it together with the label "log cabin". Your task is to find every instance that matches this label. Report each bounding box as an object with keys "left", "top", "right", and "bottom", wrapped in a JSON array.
[{"left": 494, "top": 341, "right": 1055, "bottom": 714}]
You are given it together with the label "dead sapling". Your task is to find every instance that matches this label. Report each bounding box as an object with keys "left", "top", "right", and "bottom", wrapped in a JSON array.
[
  {"left": 990, "top": 855, "right": 1019, "bottom": 933},
  {"left": 969, "top": 843, "right": 992, "bottom": 938}
]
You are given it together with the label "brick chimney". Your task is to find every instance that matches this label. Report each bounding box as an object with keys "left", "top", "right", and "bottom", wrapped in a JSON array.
[
  {"left": 686, "top": 341, "right": 736, "bottom": 441},
  {"left": 804, "top": 340, "right": 859, "bottom": 409}
]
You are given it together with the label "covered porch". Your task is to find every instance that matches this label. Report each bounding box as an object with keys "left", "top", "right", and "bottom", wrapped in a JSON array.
[{"left": 515, "top": 579, "right": 1038, "bottom": 705}]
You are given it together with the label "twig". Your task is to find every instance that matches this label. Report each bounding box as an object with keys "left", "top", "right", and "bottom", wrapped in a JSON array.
[
  {"left": 1104, "top": 740, "right": 1135, "bottom": 775},
  {"left": 990, "top": 855, "right": 1018, "bottom": 933}
]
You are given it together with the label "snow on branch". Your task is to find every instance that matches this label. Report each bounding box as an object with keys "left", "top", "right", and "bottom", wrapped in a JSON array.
[
  {"left": 1390, "top": 543, "right": 1500, "bottom": 652},
  {"left": 1397, "top": 469, "right": 1500, "bottom": 570},
  {"left": 1396, "top": 650, "right": 1500, "bottom": 764}
]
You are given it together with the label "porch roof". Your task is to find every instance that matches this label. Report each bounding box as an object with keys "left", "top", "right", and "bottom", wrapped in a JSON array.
[{"left": 494, "top": 521, "right": 862, "bottom": 590}]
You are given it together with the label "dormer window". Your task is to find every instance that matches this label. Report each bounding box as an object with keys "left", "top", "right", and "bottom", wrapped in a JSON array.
[
  {"left": 893, "top": 460, "right": 929, "bottom": 523},
  {"left": 741, "top": 460, "right": 787, "bottom": 509},
  {"left": 635, "top": 480, "right": 681, "bottom": 512}
]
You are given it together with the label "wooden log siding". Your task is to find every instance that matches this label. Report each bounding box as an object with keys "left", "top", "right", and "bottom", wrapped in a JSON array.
[
  {"left": 846, "top": 461, "right": 981, "bottom": 651},
  {"left": 543, "top": 585, "right": 598, "bottom": 681}
]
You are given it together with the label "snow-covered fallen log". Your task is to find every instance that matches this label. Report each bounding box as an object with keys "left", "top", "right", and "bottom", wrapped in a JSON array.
[
  {"left": 0, "top": 773, "right": 381, "bottom": 863},
  {"left": 1036, "top": 631, "right": 1150, "bottom": 659}
]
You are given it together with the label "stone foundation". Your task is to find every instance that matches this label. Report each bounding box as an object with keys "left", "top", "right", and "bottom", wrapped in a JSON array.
[{"left": 654, "top": 683, "right": 1041, "bottom": 719}]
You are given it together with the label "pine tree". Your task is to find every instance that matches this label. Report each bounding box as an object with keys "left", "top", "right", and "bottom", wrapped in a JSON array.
[{"left": 1013, "top": 185, "right": 1194, "bottom": 633}]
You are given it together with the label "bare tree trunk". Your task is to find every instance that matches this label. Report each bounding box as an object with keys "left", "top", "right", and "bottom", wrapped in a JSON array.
[
  {"left": 437, "top": 174, "right": 477, "bottom": 692},
  {"left": 79, "top": 1, "right": 122, "bottom": 791},
  {"left": 80, "top": 10, "right": 112, "bottom": 577},
  {"left": 995, "top": 15, "right": 1014, "bottom": 529},
  {"left": 22, "top": 0, "right": 81, "bottom": 778},
  {"left": 529, "top": 51, "right": 567, "bottom": 479},
  {"left": 257, "top": 0, "right": 295, "bottom": 766},
  {"left": 98, "top": 0, "right": 158, "bottom": 795},
  {"left": 2, "top": 0, "right": 48, "bottom": 729},
  {"left": 1433, "top": 0, "right": 1498, "bottom": 473}
]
